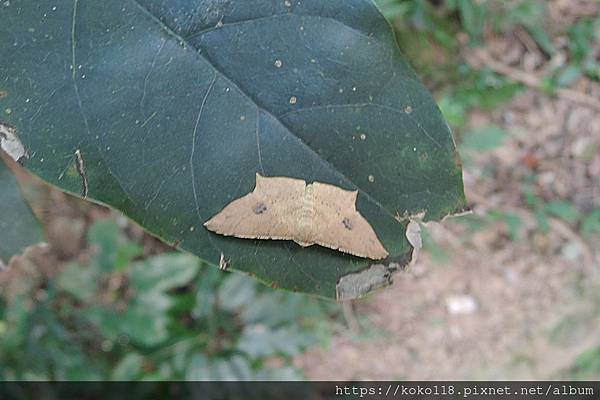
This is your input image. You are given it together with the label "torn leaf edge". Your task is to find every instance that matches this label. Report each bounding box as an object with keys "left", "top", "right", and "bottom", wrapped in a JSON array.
[
  {"left": 335, "top": 203, "right": 471, "bottom": 301},
  {"left": 0, "top": 123, "right": 28, "bottom": 164}
]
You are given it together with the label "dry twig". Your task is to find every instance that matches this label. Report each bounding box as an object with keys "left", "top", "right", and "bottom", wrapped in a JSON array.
[{"left": 464, "top": 49, "right": 600, "bottom": 113}]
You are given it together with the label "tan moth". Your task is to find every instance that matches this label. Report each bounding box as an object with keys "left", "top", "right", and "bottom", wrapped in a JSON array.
[{"left": 204, "top": 174, "right": 389, "bottom": 260}]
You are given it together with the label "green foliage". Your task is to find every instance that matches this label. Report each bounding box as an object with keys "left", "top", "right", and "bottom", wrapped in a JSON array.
[
  {"left": 489, "top": 211, "right": 523, "bottom": 241},
  {"left": 378, "top": 0, "right": 598, "bottom": 137},
  {"left": 549, "top": 16, "right": 600, "bottom": 89},
  {"left": 0, "top": 220, "right": 340, "bottom": 380},
  {"left": 439, "top": 78, "right": 521, "bottom": 129},
  {"left": 524, "top": 190, "right": 600, "bottom": 238},
  {"left": 582, "top": 210, "right": 600, "bottom": 239},
  {"left": 544, "top": 201, "right": 582, "bottom": 223},
  {"left": 455, "top": 0, "right": 488, "bottom": 40},
  {"left": 568, "top": 347, "right": 600, "bottom": 379},
  {"left": 461, "top": 126, "right": 508, "bottom": 153},
  {"left": 376, "top": 0, "right": 530, "bottom": 131},
  {"left": 379, "top": 0, "right": 550, "bottom": 51},
  {"left": 567, "top": 17, "right": 600, "bottom": 81},
  {"left": 87, "top": 221, "right": 143, "bottom": 273}
]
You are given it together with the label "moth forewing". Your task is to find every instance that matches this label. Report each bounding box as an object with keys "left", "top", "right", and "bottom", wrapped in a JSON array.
[{"left": 204, "top": 174, "right": 388, "bottom": 260}]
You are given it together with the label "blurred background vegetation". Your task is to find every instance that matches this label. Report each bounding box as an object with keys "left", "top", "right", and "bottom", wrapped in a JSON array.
[
  {"left": 0, "top": 218, "right": 340, "bottom": 380},
  {"left": 1, "top": 0, "right": 599, "bottom": 381}
]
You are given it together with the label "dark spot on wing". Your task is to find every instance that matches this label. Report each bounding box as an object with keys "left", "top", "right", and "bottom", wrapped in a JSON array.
[
  {"left": 343, "top": 217, "right": 353, "bottom": 230},
  {"left": 253, "top": 202, "right": 267, "bottom": 215}
]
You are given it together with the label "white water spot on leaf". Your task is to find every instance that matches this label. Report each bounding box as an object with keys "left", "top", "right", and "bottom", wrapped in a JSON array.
[
  {"left": 289, "top": 96, "right": 297, "bottom": 105},
  {"left": 404, "top": 105, "right": 413, "bottom": 114},
  {"left": 368, "top": 175, "right": 375, "bottom": 183},
  {"left": 0, "top": 124, "right": 27, "bottom": 162},
  {"left": 274, "top": 59, "right": 283, "bottom": 68}
]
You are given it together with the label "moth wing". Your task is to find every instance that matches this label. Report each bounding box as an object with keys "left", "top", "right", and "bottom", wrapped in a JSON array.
[
  {"left": 311, "top": 182, "right": 388, "bottom": 260},
  {"left": 204, "top": 174, "right": 305, "bottom": 241}
]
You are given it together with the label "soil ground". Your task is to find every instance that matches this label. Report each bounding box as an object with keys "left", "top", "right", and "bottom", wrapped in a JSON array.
[
  {"left": 295, "top": 1, "right": 600, "bottom": 379},
  {"left": 298, "top": 90, "right": 600, "bottom": 380}
]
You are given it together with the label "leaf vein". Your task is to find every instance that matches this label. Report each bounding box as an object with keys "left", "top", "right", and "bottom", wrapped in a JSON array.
[{"left": 129, "top": 0, "right": 398, "bottom": 221}]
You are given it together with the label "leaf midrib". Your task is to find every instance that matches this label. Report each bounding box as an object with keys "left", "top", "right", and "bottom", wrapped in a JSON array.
[{"left": 128, "top": 0, "right": 398, "bottom": 221}]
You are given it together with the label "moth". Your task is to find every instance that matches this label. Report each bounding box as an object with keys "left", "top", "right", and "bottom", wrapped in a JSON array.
[{"left": 204, "top": 174, "right": 389, "bottom": 260}]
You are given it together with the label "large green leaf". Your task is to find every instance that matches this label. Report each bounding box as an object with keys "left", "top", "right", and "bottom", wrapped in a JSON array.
[
  {"left": 0, "top": 157, "right": 44, "bottom": 265},
  {"left": 0, "top": 0, "right": 466, "bottom": 298}
]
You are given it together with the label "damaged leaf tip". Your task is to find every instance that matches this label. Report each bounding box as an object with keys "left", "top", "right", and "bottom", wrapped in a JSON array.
[
  {"left": 0, "top": 124, "right": 27, "bottom": 163},
  {"left": 336, "top": 262, "right": 401, "bottom": 301}
]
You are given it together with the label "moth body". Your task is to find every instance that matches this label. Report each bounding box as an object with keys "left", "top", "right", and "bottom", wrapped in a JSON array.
[{"left": 203, "top": 174, "right": 389, "bottom": 260}]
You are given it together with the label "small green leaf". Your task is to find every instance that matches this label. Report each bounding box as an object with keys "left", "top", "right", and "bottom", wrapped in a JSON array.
[
  {"left": 115, "top": 243, "right": 144, "bottom": 272},
  {"left": 540, "top": 76, "right": 558, "bottom": 94},
  {"left": 582, "top": 210, "right": 600, "bottom": 238},
  {"left": 218, "top": 274, "right": 258, "bottom": 312},
  {"left": 87, "top": 220, "right": 121, "bottom": 273},
  {"left": 458, "top": 0, "right": 487, "bottom": 40},
  {"left": 212, "top": 356, "right": 254, "bottom": 381},
  {"left": 527, "top": 26, "right": 555, "bottom": 55},
  {"left": 192, "top": 266, "right": 223, "bottom": 319},
  {"left": 87, "top": 219, "right": 143, "bottom": 272},
  {"left": 567, "top": 347, "right": 600, "bottom": 379},
  {"left": 545, "top": 201, "right": 582, "bottom": 223},
  {"left": 130, "top": 254, "right": 201, "bottom": 294},
  {"left": 556, "top": 65, "right": 582, "bottom": 88},
  {"left": 186, "top": 354, "right": 210, "bottom": 381},
  {"left": 87, "top": 294, "right": 171, "bottom": 347},
  {"left": 438, "top": 95, "right": 467, "bottom": 128},
  {"left": 238, "top": 325, "right": 312, "bottom": 359},
  {"left": 569, "top": 18, "right": 596, "bottom": 63},
  {"left": 461, "top": 126, "right": 508, "bottom": 152},
  {"left": 111, "top": 353, "right": 144, "bottom": 381},
  {"left": 536, "top": 209, "right": 550, "bottom": 232},
  {"left": 376, "top": 0, "right": 410, "bottom": 19},
  {"left": 56, "top": 263, "right": 98, "bottom": 302},
  {"left": 489, "top": 211, "right": 523, "bottom": 241}
]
